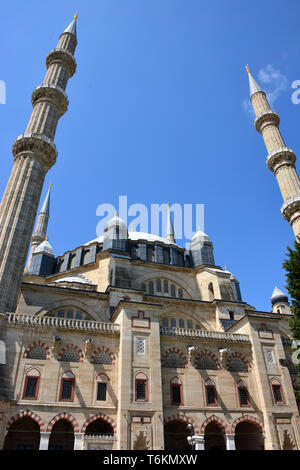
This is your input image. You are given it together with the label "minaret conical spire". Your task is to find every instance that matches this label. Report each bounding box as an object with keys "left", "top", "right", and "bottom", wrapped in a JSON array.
[
  {"left": 63, "top": 13, "right": 78, "bottom": 38},
  {"left": 166, "top": 203, "right": 176, "bottom": 243},
  {"left": 0, "top": 17, "right": 78, "bottom": 311},
  {"left": 246, "top": 65, "right": 300, "bottom": 238}
]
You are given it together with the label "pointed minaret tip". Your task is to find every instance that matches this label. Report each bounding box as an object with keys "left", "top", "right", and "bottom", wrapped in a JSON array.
[
  {"left": 63, "top": 15, "right": 78, "bottom": 37},
  {"left": 74, "top": 13, "right": 78, "bottom": 21},
  {"left": 246, "top": 65, "right": 264, "bottom": 98},
  {"left": 246, "top": 64, "right": 250, "bottom": 75}
]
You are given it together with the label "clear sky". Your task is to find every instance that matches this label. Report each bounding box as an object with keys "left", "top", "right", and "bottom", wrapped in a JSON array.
[{"left": 0, "top": 0, "right": 299, "bottom": 312}]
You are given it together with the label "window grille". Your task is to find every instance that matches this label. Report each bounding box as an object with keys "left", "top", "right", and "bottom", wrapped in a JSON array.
[
  {"left": 136, "top": 381, "right": 146, "bottom": 400},
  {"left": 238, "top": 387, "right": 249, "bottom": 406},
  {"left": 196, "top": 355, "right": 218, "bottom": 370},
  {"left": 171, "top": 385, "right": 182, "bottom": 405},
  {"left": 266, "top": 350, "right": 275, "bottom": 364},
  {"left": 272, "top": 384, "right": 283, "bottom": 403},
  {"left": 136, "top": 338, "right": 146, "bottom": 355},
  {"left": 97, "top": 383, "right": 107, "bottom": 401},
  {"left": 27, "top": 346, "right": 46, "bottom": 360},
  {"left": 164, "top": 353, "right": 185, "bottom": 368},
  {"left": 93, "top": 352, "right": 112, "bottom": 365},
  {"left": 60, "top": 350, "right": 80, "bottom": 363},
  {"left": 206, "top": 385, "right": 216, "bottom": 405},
  {"left": 61, "top": 379, "right": 73, "bottom": 400},
  {"left": 228, "top": 357, "right": 248, "bottom": 372},
  {"left": 24, "top": 378, "right": 38, "bottom": 398}
]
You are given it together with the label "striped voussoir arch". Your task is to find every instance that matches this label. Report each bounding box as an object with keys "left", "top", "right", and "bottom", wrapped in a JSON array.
[
  {"left": 164, "top": 414, "right": 199, "bottom": 434},
  {"left": 161, "top": 347, "right": 188, "bottom": 367},
  {"left": 90, "top": 346, "right": 116, "bottom": 365},
  {"left": 23, "top": 341, "right": 51, "bottom": 360},
  {"left": 201, "top": 415, "right": 229, "bottom": 434},
  {"left": 226, "top": 352, "right": 251, "bottom": 371},
  {"left": 194, "top": 349, "right": 221, "bottom": 369},
  {"left": 57, "top": 344, "right": 84, "bottom": 362},
  {"left": 231, "top": 415, "right": 264, "bottom": 434},
  {"left": 6, "top": 410, "right": 45, "bottom": 431},
  {"left": 46, "top": 413, "right": 79, "bottom": 433},
  {"left": 81, "top": 413, "right": 116, "bottom": 434}
]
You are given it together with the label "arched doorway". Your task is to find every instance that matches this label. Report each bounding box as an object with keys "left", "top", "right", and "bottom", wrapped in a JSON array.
[
  {"left": 204, "top": 422, "right": 226, "bottom": 450},
  {"left": 48, "top": 419, "right": 74, "bottom": 450},
  {"left": 235, "top": 421, "right": 264, "bottom": 450},
  {"left": 84, "top": 418, "right": 114, "bottom": 436},
  {"left": 164, "top": 420, "right": 190, "bottom": 451},
  {"left": 3, "top": 416, "right": 40, "bottom": 450}
]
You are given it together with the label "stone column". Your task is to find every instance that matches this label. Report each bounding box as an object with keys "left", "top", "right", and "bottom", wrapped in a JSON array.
[
  {"left": 39, "top": 432, "right": 51, "bottom": 450},
  {"left": 225, "top": 434, "right": 236, "bottom": 450},
  {"left": 74, "top": 433, "right": 84, "bottom": 450}
]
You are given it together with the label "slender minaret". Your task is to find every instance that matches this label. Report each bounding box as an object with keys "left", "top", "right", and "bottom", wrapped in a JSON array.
[
  {"left": 25, "top": 183, "right": 52, "bottom": 273},
  {"left": 0, "top": 15, "right": 78, "bottom": 312},
  {"left": 246, "top": 65, "right": 300, "bottom": 237},
  {"left": 166, "top": 203, "right": 176, "bottom": 243}
]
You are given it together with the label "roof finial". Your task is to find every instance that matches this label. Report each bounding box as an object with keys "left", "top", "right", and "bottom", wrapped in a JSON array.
[
  {"left": 115, "top": 211, "right": 118, "bottom": 217},
  {"left": 246, "top": 64, "right": 251, "bottom": 75},
  {"left": 225, "top": 264, "right": 228, "bottom": 271},
  {"left": 74, "top": 13, "right": 78, "bottom": 21}
]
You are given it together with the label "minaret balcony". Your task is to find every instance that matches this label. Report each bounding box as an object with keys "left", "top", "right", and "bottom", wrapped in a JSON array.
[
  {"left": 281, "top": 196, "right": 300, "bottom": 221},
  {"left": 266, "top": 147, "right": 296, "bottom": 173},
  {"left": 31, "top": 84, "right": 69, "bottom": 116},
  {"left": 46, "top": 48, "right": 77, "bottom": 77},
  {"left": 12, "top": 133, "right": 58, "bottom": 169},
  {"left": 254, "top": 110, "right": 280, "bottom": 133}
]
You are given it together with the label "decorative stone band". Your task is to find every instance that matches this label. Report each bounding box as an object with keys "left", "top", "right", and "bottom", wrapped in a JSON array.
[
  {"left": 7, "top": 313, "right": 120, "bottom": 334},
  {"left": 266, "top": 147, "right": 296, "bottom": 173},
  {"left": 31, "top": 84, "right": 69, "bottom": 116},
  {"left": 46, "top": 48, "right": 77, "bottom": 78},
  {"left": 160, "top": 326, "right": 250, "bottom": 343},
  {"left": 254, "top": 110, "right": 280, "bottom": 133},
  {"left": 12, "top": 133, "right": 58, "bottom": 170},
  {"left": 281, "top": 196, "right": 300, "bottom": 221},
  {"left": 83, "top": 434, "right": 118, "bottom": 441}
]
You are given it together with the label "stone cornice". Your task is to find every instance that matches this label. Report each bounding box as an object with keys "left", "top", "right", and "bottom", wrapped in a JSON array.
[{"left": 160, "top": 326, "right": 250, "bottom": 343}]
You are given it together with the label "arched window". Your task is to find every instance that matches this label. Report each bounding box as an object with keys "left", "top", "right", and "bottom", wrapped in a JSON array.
[
  {"left": 59, "top": 371, "right": 75, "bottom": 402},
  {"left": 187, "top": 320, "right": 193, "bottom": 329},
  {"left": 141, "top": 284, "right": 147, "bottom": 292},
  {"left": 178, "top": 319, "right": 185, "bottom": 328},
  {"left": 22, "top": 368, "right": 40, "bottom": 400},
  {"left": 271, "top": 379, "right": 285, "bottom": 404},
  {"left": 237, "top": 380, "right": 250, "bottom": 407},
  {"left": 228, "top": 357, "right": 248, "bottom": 372},
  {"left": 164, "top": 353, "right": 185, "bottom": 369},
  {"left": 149, "top": 281, "right": 154, "bottom": 295},
  {"left": 170, "top": 284, "right": 176, "bottom": 297},
  {"left": 135, "top": 372, "right": 148, "bottom": 402},
  {"left": 205, "top": 379, "right": 218, "bottom": 406},
  {"left": 96, "top": 373, "right": 109, "bottom": 402},
  {"left": 60, "top": 349, "right": 80, "bottom": 363},
  {"left": 178, "top": 289, "right": 183, "bottom": 298},
  {"left": 27, "top": 346, "right": 47, "bottom": 360},
  {"left": 147, "top": 245, "right": 155, "bottom": 262},
  {"left": 170, "top": 318, "right": 176, "bottom": 328},
  {"left": 45, "top": 307, "right": 92, "bottom": 321},
  {"left": 164, "top": 280, "right": 169, "bottom": 294},
  {"left": 162, "top": 318, "right": 169, "bottom": 328},
  {"left": 208, "top": 282, "right": 214, "bottom": 301},
  {"left": 170, "top": 377, "right": 183, "bottom": 406},
  {"left": 156, "top": 279, "right": 162, "bottom": 293},
  {"left": 196, "top": 355, "right": 218, "bottom": 370},
  {"left": 93, "top": 351, "right": 113, "bottom": 365}
]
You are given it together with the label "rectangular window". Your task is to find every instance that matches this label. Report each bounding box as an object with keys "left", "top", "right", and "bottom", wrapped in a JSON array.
[
  {"left": 238, "top": 387, "right": 249, "bottom": 406},
  {"left": 24, "top": 378, "right": 38, "bottom": 399},
  {"left": 136, "top": 380, "right": 146, "bottom": 401},
  {"left": 136, "top": 338, "right": 146, "bottom": 355},
  {"left": 97, "top": 383, "right": 107, "bottom": 401},
  {"left": 60, "top": 379, "right": 74, "bottom": 401},
  {"left": 272, "top": 385, "right": 283, "bottom": 403},
  {"left": 206, "top": 385, "right": 217, "bottom": 405},
  {"left": 266, "top": 349, "right": 275, "bottom": 364},
  {"left": 171, "top": 385, "right": 182, "bottom": 405}
]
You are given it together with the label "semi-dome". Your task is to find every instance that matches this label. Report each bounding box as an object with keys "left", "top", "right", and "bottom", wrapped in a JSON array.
[
  {"left": 271, "top": 286, "right": 288, "bottom": 305},
  {"left": 34, "top": 238, "right": 54, "bottom": 256}
]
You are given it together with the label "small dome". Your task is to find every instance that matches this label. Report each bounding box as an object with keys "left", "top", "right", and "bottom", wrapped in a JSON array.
[
  {"left": 34, "top": 239, "right": 54, "bottom": 256},
  {"left": 106, "top": 214, "right": 127, "bottom": 229},
  {"left": 191, "top": 228, "right": 211, "bottom": 243},
  {"left": 271, "top": 286, "right": 288, "bottom": 305}
]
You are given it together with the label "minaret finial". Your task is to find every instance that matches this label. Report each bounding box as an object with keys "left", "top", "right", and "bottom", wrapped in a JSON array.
[
  {"left": 246, "top": 64, "right": 250, "bottom": 75},
  {"left": 74, "top": 13, "right": 78, "bottom": 21}
]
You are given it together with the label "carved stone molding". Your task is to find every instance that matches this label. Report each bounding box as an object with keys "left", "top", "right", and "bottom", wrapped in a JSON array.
[
  {"left": 266, "top": 147, "right": 296, "bottom": 174},
  {"left": 254, "top": 110, "right": 280, "bottom": 133},
  {"left": 12, "top": 133, "right": 58, "bottom": 170},
  {"left": 31, "top": 84, "right": 69, "bottom": 116},
  {"left": 46, "top": 48, "right": 77, "bottom": 77}
]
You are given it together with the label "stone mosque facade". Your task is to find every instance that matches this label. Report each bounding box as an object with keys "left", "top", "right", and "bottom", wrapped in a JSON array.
[{"left": 0, "top": 17, "right": 300, "bottom": 451}]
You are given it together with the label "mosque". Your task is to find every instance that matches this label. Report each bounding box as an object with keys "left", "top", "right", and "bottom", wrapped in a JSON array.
[{"left": 0, "top": 16, "right": 299, "bottom": 450}]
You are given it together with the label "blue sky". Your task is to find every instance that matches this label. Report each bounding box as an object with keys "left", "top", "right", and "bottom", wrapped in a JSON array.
[{"left": 0, "top": 0, "right": 299, "bottom": 311}]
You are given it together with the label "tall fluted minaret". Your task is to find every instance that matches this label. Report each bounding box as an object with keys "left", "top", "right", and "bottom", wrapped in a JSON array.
[
  {"left": 25, "top": 182, "right": 52, "bottom": 273},
  {"left": 0, "top": 15, "right": 78, "bottom": 312},
  {"left": 166, "top": 203, "right": 176, "bottom": 243},
  {"left": 246, "top": 65, "right": 300, "bottom": 237}
]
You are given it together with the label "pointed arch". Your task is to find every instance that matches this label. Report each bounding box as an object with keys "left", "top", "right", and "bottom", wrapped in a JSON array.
[
  {"left": 46, "top": 412, "right": 79, "bottom": 433},
  {"left": 90, "top": 346, "right": 116, "bottom": 365},
  {"left": 162, "top": 348, "right": 188, "bottom": 368},
  {"left": 6, "top": 410, "right": 45, "bottom": 432},
  {"left": 227, "top": 352, "right": 251, "bottom": 372},
  {"left": 231, "top": 415, "right": 264, "bottom": 434},
  {"left": 81, "top": 413, "right": 116, "bottom": 434},
  {"left": 57, "top": 344, "right": 84, "bottom": 362},
  {"left": 164, "top": 414, "right": 199, "bottom": 434},
  {"left": 23, "top": 341, "right": 50, "bottom": 360},
  {"left": 201, "top": 415, "right": 229, "bottom": 434}
]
